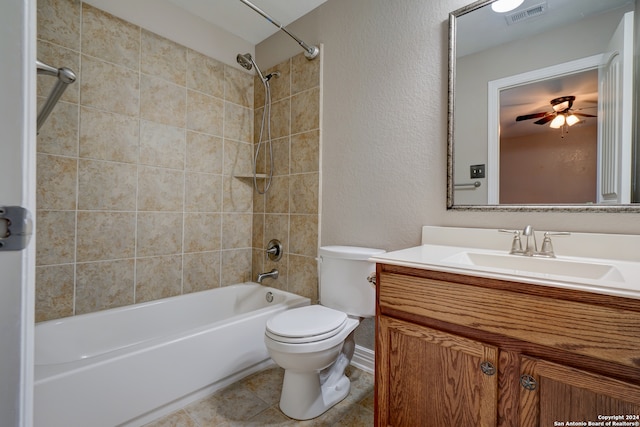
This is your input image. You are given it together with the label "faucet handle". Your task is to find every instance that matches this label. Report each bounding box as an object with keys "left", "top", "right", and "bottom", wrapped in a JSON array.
[
  {"left": 539, "top": 232, "right": 571, "bottom": 257},
  {"left": 499, "top": 229, "right": 523, "bottom": 254}
]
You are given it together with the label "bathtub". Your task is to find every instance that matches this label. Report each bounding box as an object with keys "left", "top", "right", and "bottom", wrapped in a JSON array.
[{"left": 34, "top": 283, "right": 310, "bottom": 427}]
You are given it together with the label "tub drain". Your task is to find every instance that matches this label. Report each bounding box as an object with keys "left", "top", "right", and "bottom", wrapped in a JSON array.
[{"left": 265, "top": 292, "right": 274, "bottom": 303}]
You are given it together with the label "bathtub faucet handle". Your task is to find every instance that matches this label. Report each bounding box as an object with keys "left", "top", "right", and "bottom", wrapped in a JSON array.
[{"left": 266, "top": 239, "right": 283, "bottom": 262}]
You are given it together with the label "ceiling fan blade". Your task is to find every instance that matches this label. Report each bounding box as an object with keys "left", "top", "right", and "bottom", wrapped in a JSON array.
[
  {"left": 573, "top": 113, "right": 597, "bottom": 118},
  {"left": 534, "top": 114, "right": 555, "bottom": 125},
  {"left": 515, "top": 112, "right": 549, "bottom": 122}
]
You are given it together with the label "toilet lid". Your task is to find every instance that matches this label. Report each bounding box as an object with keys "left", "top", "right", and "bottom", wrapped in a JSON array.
[{"left": 266, "top": 305, "right": 347, "bottom": 340}]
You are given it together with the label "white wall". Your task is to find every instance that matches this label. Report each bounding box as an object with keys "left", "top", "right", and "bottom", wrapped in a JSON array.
[{"left": 258, "top": 0, "right": 640, "bottom": 252}]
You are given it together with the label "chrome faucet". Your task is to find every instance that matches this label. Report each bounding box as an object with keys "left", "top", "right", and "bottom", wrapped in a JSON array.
[
  {"left": 500, "top": 226, "right": 571, "bottom": 258},
  {"left": 257, "top": 268, "right": 278, "bottom": 283},
  {"left": 522, "top": 225, "right": 537, "bottom": 256}
]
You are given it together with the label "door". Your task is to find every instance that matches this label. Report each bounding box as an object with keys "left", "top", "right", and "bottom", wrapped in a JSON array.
[
  {"left": 519, "top": 356, "right": 640, "bottom": 427},
  {"left": 597, "top": 11, "right": 634, "bottom": 204},
  {"left": 0, "top": 0, "right": 37, "bottom": 426},
  {"left": 376, "top": 316, "right": 498, "bottom": 427}
]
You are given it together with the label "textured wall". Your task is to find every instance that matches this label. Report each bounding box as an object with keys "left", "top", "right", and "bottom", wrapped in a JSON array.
[
  {"left": 257, "top": 0, "right": 640, "bottom": 350},
  {"left": 36, "top": 1, "right": 256, "bottom": 321}
]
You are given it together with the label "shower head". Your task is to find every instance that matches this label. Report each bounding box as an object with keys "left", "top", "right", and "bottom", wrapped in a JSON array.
[
  {"left": 236, "top": 53, "right": 253, "bottom": 71},
  {"left": 236, "top": 52, "right": 267, "bottom": 83}
]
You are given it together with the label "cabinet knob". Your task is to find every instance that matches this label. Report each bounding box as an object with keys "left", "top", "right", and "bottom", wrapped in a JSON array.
[
  {"left": 480, "top": 361, "right": 496, "bottom": 376},
  {"left": 519, "top": 374, "right": 537, "bottom": 391}
]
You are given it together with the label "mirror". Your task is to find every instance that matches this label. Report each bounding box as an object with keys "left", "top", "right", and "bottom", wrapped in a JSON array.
[{"left": 448, "top": 0, "right": 639, "bottom": 210}]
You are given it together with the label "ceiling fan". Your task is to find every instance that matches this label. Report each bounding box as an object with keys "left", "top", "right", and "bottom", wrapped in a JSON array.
[{"left": 515, "top": 95, "right": 597, "bottom": 128}]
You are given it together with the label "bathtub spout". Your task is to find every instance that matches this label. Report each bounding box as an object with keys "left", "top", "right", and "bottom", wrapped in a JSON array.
[{"left": 257, "top": 269, "right": 278, "bottom": 283}]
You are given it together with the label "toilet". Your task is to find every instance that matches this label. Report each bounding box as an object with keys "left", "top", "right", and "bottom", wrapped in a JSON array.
[{"left": 264, "top": 245, "right": 385, "bottom": 420}]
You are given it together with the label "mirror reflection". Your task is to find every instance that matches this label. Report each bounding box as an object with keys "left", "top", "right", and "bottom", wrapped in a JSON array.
[{"left": 449, "top": 0, "right": 637, "bottom": 208}]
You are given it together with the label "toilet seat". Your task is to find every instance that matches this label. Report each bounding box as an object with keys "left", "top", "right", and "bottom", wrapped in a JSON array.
[{"left": 266, "top": 305, "right": 347, "bottom": 344}]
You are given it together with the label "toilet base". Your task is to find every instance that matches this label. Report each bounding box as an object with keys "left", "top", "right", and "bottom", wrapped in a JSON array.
[{"left": 279, "top": 371, "right": 351, "bottom": 420}]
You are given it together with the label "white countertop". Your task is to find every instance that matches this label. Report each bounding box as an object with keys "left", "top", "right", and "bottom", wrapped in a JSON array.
[{"left": 370, "top": 226, "right": 640, "bottom": 300}]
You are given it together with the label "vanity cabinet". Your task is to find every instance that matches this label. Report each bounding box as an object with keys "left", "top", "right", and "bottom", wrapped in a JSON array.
[{"left": 375, "top": 263, "right": 640, "bottom": 427}]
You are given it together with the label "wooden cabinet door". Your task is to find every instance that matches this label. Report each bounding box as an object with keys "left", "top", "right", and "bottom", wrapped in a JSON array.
[
  {"left": 519, "top": 356, "right": 640, "bottom": 427},
  {"left": 376, "top": 315, "right": 498, "bottom": 427}
]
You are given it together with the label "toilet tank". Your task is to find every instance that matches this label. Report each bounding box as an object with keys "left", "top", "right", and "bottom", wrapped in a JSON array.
[{"left": 318, "top": 246, "right": 386, "bottom": 317}]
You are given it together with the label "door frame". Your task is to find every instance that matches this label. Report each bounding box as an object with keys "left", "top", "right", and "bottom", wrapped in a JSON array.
[
  {"left": 487, "top": 54, "right": 604, "bottom": 204},
  {"left": 0, "top": 0, "right": 37, "bottom": 425}
]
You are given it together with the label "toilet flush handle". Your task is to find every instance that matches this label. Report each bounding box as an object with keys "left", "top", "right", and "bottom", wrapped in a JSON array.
[{"left": 367, "top": 272, "right": 377, "bottom": 288}]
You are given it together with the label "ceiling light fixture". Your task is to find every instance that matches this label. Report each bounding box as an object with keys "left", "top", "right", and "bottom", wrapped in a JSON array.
[
  {"left": 491, "top": 0, "right": 525, "bottom": 13},
  {"left": 549, "top": 114, "right": 565, "bottom": 129},
  {"left": 565, "top": 114, "right": 580, "bottom": 126}
]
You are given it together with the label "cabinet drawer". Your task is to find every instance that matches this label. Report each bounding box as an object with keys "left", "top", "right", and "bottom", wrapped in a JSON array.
[{"left": 379, "top": 272, "right": 640, "bottom": 370}]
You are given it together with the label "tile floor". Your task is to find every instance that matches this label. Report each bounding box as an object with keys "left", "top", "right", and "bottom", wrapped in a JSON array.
[{"left": 143, "top": 365, "right": 374, "bottom": 426}]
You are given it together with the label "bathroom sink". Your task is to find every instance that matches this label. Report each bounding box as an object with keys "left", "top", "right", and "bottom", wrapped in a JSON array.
[{"left": 442, "top": 251, "right": 623, "bottom": 281}]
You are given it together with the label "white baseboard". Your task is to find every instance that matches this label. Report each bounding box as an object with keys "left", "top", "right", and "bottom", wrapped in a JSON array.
[{"left": 350, "top": 345, "right": 374, "bottom": 374}]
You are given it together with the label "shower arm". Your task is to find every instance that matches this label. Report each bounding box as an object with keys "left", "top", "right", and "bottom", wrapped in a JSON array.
[{"left": 238, "top": 0, "right": 319, "bottom": 60}]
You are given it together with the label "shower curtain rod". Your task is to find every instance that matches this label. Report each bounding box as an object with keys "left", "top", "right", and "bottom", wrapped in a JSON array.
[
  {"left": 238, "top": 0, "right": 319, "bottom": 59},
  {"left": 36, "top": 59, "right": 76, "bottom": 132}
]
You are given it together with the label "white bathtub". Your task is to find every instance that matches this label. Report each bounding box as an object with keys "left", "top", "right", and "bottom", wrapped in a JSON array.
[{"left": 34, "top": 283, "right": 310, "bottom": 427}]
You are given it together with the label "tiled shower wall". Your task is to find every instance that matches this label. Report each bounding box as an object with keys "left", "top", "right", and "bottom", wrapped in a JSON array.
[
  {"left": 36, "top": 0, "right": 258, "bottom": 322},
  {"left": 251, "top": 54, "right": 321, "bottom": 302}
]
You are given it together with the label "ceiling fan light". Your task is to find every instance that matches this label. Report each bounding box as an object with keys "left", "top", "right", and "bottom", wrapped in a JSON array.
[
  {"left": 566, "top": 114, "right": 580, "bottom": 126},
  {"left": 491, "top": 0, "right": 525, "bottom": 13},
  {"left": 550, "top": 114, "right": 565, "bottom": 129},
  {"left": 552, "top": 101, "right": 570, "bottom": 112}
]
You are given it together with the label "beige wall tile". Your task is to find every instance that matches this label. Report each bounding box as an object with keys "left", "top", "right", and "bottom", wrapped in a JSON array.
[
  {"left": 37, "top": 154, "right": 77, "bottom": 210},
  {"left": 264, "top": 176, "right": 289, "bottom": 214},
  {"left": 221, "top": 213, "right": 253, "bottom": 250},
  {"left": 271, "top": 137, "right": 290, "bottom": 176},
  {"left": 136, "top": 212, "right": 184, "bottom": 257},
  {"left": 37, "top": 0, "right": 81, "bottom": 51},
  {"left": 223, "top": 176, "right": 253, "bottom": 213},
  {"left": 135, "top": 255, "right": 183, "bottom": 302},
  {"left": 224, "top": 102, "right": 253, "bottom": 143},
  {"left": 223, "top": 139, "right": 253, "bottom": 177},
  {"left": 221, "top": 249, "right": 252, "bottom": 286},
  {"left": 291, "top": 88, "right": 320, "bottom": 135},
  {"left": 186, "top": 90, "right": 223, "bottom": 135},
  {"left": 288, "top": 255, "right": 318, "bottom": 301},
  {"left": 264, "top": 214, "right": 289, "bottom": 253},
  {"left": 292, "top": 51, "right": 320, "bottom": 95},
  {"left": 141, "top": 30, "right": 187, "bottom": 86},
  {"left": 137, "top": 166, "right": 185, "bottom": 211},
  {"left": 187, "top": 50, "right": 224, "bottom": 98},
  {"left": 75, "top": 259, "right": 135, "bottom": 314},
  {"left": 81, "top": 3, "right": 140, "bottom": 70},
  {"left": 80, "top": 55, "right": 140, "bottom": 116},
  {"left": 77, "top": 159, "right": 137, "bottom": 210},
  {"left": 79, "top": 107, "right": 139, "bottom": 163},
  {"left": 184, "top": 213, "right": 221, "bottom": 253},
  {"left": 291, "top": 130, "right": 319, "bottom": 174},
  {"left": 140, "top": 120, "right": 186, "bottom": 169},
  {"left": 185, "top": 173, "right": 222, "bottom": 212},
  {"left": 140, "top": 75, "right": 186, "bottom": 128},
  {"left": 290, "top": 173, "right": 319, "bottom": 214},
  {"left": 267, "top": 98, "right": 291, "bottom": 140},
  {"left": 289, "top": 214, "right": 318, "bottom": 257},
  {"left": 37, "top": 40, "right": 80, "bottom": 103},
  {"left": 185, "top": 131, "right": 223, "bottom": 174},
  {"left": 36, "top": 210, "right": 76, "bottom": 266},
  {"left": 183, "top": 251, "right": 221, "bottom": 293},
  {"left": 37, "top": 99, "right": 79, "bottom": 157},
  {"left": 252, "top": 213, "right": 264, "bottom": 249},
  {"left": 76, "top": 211, "right": 136, "bottom": 262},
  {"left": 35, "top": 265, "right": 74, "bottom": 322},
  {"left": 225, "top": 66, "right": 253, "bottom": 108}
]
